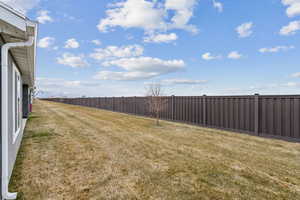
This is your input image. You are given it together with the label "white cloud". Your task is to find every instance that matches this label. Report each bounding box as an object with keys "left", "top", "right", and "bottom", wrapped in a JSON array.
[
  {"left": 36, "top": 77, "right": 148, "bottom": 98},
  {"left": 95, "top": 57, "right": 185, "bottom": 81},
  {"left": 144, "top": 33, "right": 178, "bottom": 43},
  {"left": 282, "top": 0, "right": 300, "bottom": 17},
  {"left": 57, "top": 53, "right": 89, "bottom": 68},
  {"left": 252, "top": 82, "right": 300, "bottom": 89},
  {"left": 218, "top": 81, "right": 300, "bottom": 95},
  {"left": 228, "top": 51, "right": 242, "bottom": 59},
  {"left": 279, "top": 20, "right": 300, "bottom": 35},
  {"left": 98, "top": 0, "right": 166, "bottom": 32},
  {"left": 36, "top": 78, "right": 83, "bottom": 91},
  {"left": 64, "top": 38, "right": 80, "bottom": 49},
  {"left": 291, "top": 72, "right": 300, "bottom": 77},
  {"left": 36, "top": 78, "right": 91, "bottom": 97},
  {"left": 102, "top": 57, "right": 185, "bottom": 73},
  {"left": 91, "top": 40, "right": 102, "bottom": 46},
  {"left": 64, "top": 80, "right": 82, "bottom": 87},
  {"left": 236, "top": 22, "right": 253, "bottom": 38},
  {"left": 163, "top": 79, "right": 207, "bottom": 85},
  {"left": 90, "top": 45, "right": 144, "bottom": 61},
  {"left": 38, "top": 78, "right": 103, "bottom": 89},
  {"left": 212, "top": 0, "right": 223, "bottom": 12},
  {"left": 36, "top": 10, "right": 53, "bottom": 24},
  {"left": 1, "top": 0, "right": 39, "bottom": 14},
  {"left": 282, "top": 82, "right": 300, "bottom": 87},
  {"left": 164, "top": 0, "right": 199, "bottom": 33},
  {"left": 202, "top": 52, "right": 221, "bottom": 60},
  {"left": 202, "top": 52, "right": 242, "bottom": 60},
  {"left": 37, "top": 37, "right": 55, "bottom": 48},
  {"left": 94, "top": 71, "right": 159, "bottom": 81},
  {"left": 259, "top": 45, "right": 295, "bottom": 53},
  {"left": 36, "top": 78, "right": 79, "bottom": 97},
  {"left": 97, "top": 0, "right": 198, "bottom": 34},
  {"left": 91, "top": 43, "right": 185, "bottom": 81}
]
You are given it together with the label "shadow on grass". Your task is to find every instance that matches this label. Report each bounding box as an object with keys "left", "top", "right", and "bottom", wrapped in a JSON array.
[
  {"left": 26, "top": 114, "right": 40, "bottom": 123},
  {"left": 9, "top": 128, "right": 56, "bottom": 200},
  {"left": 24, "top": 130, "right": 54, "bottom": 139}
]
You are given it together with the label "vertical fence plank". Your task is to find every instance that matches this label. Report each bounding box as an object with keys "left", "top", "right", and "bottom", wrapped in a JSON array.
[
  {"left": 268, "top": 97, "right": 274, "bottom": 136},
  {"left": 285, "top": 98, "right": 291, "bottom": 138},
  {"left": 184, "top": 97, "right": 187, "bottom": 122},
  {"left": 172, "top": 95, "right": 175, "bottom": 120},
  {"left": 294, "top": 98, "right": 300, "bottom": 139},
  {"left": 220, "top": 97, "right": 224, "bottom": 128},
  {"left": 191, "top": 97, "right": 195, "bottom": 123},
  {"left": 203, "top": 95, "right": 207, "bottom": 125},
  {"left": 254, "top": 94, "right": 259, "bottom": 135},
  {"left": 235, "top": 98, "right": 239, "bottom": 130},
  {"left": 261, "top": 97, "right": 267, "bottom": 135}
]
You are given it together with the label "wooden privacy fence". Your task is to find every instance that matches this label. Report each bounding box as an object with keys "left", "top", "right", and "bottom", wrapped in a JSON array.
[{"left": 43, "top": 94, "right": 300, "bottom": 141}]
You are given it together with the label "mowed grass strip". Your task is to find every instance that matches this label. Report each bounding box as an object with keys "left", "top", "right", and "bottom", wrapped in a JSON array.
[{"left": 10, "top": 100, "right": 300, "bottom": 200}]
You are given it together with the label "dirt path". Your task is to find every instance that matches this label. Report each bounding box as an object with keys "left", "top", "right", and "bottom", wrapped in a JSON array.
[{"left": 10, "top": 100, "right": 300, "bottom": 200}]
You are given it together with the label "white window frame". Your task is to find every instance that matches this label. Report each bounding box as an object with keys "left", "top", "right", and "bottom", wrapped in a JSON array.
[{"left": 12, "top": 63, "right": 22, "bottom": 144}]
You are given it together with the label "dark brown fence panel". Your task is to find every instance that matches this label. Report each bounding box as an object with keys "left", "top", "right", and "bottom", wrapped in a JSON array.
[
  {"left": 43, "top": 94, "right": 300, "bottom": 141},
  {"left": 258, "top": 96, "right": 300, "bottom": 140}
]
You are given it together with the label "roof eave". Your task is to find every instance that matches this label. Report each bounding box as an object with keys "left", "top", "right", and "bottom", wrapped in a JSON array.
[{"left": 0, "top": 3, "right": 38, "bottom": 87}]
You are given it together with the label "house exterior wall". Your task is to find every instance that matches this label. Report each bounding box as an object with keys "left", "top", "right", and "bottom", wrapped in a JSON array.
[
  {"left": 0, "top": 36, "right": 26, "bottom": 192},
  {"left": 0, "top": 38, "right": 32, "bottom": 199},
  {"left": 7, "top": 54, "right": 24, "bottom": 180},
  {"left": 0, "top": 38, "right": 3, "bottom": 198}
]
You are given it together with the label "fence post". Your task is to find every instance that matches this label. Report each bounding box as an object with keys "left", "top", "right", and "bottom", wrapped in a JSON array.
[
  {"left": 203, "top": 95, "right": 207, "bottom": 125},
  {"left": 172, "top": 95, "right": 175, "bottom": 121},
  {"left": 254, "top": 93, "right": 260, "bottom": 135},
  {"left": 112, "top": 97, "right": 115, "bottom": 111},
  {"left": 122, "top": 96, "right": 124, "bottom": 113}
]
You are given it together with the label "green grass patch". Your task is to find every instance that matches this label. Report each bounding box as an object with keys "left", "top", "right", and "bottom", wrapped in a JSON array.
[
  {"left": 28, "top": 131, "right": 52, "bottom": 138},
  {"left": 27, "top": 115, "right": 40, "bottom": 122}
]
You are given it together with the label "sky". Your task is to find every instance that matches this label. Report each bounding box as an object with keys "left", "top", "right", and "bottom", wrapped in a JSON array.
[{"left": 2, "top": 0, "right": 300, "bottom": 97}]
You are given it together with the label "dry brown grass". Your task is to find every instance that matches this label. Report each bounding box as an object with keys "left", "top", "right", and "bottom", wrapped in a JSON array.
[{"left": 10, "top": 100, "right": 300, "bottom": 200}]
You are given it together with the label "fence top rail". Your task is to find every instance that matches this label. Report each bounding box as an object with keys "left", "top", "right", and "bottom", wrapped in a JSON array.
[
  {"left": 40, "top": 94, "right": 300, "bottom": 100},
  {"left": 259, "top": 95, "right": 300, "bottom": 98}
]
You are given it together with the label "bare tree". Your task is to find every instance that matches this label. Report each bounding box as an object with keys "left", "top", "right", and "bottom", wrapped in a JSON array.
[
  {"left": 145, "top": 82, "right": 167, "bottom": 126},
  {"left": 32, "top": 87, "right": 43, "bottom": 99}
]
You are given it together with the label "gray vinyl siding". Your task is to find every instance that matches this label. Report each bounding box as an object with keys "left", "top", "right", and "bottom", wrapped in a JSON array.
[
  {"left": 0, "top": 35, "right": 31, "bottom": 200},
  {"left": 0, "top": 38, "right": 3, "bottom": 197},
  {"left": 7, "top": 54, "right": 24, "bottom": 180},
  {"left": 0, "top": 36, "right": 29, "bottom": 199}
]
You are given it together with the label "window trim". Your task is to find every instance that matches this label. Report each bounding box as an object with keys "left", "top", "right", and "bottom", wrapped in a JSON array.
[{"left": 12, "top": 63, "right": 22, "bottom": 144}]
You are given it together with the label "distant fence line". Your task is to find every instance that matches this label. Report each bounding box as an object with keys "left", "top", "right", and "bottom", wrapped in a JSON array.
[{"left": 43, "top": 94, "right": 300, "bottom": 141}]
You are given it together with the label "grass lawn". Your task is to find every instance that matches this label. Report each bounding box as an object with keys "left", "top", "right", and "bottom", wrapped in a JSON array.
[{"left": 10, "top": 100, "right": 300, "bottom": 200}]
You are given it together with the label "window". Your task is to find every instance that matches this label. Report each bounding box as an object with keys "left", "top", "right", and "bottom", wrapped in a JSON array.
[{"left": 13, "top": 63, "right": 22, "bottom": 143}]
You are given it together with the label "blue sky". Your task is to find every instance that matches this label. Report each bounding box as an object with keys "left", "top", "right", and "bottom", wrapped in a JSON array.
[{"left": 3, "top": 0, "right": 300, "bottom": 97}]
